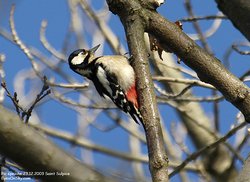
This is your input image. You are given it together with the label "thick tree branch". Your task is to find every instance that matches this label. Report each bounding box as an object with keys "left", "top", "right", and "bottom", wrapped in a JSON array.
[
  {"left": 106, "top": 0, "right": 250, "bottom": 181},
  {"left": 126, "top": 21, "right": 169, "bottom": 182},
  {"left": 107, "top": 1, "right": 169, "bottom": 182},
  {"left": 145, "top": 10, "right": 250, "bottom": 123},
  {"left": 215, "top": 0, "right": 250, "bottom": 41},
  {"left": 0, "top": 106, "right": 111, "bottom": 182}
]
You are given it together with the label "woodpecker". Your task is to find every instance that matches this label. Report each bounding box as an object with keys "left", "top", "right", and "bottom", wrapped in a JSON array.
[{"left": 68, "top": 44, "right": 143, "bottom": 125}]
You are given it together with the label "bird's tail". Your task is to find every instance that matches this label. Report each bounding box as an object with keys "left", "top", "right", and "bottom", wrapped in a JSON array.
[{"left": 129, "top": 104, "right": 145, "bottom": 128}]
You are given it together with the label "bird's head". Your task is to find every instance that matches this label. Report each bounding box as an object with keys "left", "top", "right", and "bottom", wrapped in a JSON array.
[{"left": 68, "top": 44, "right": 100, "bottom": 77}]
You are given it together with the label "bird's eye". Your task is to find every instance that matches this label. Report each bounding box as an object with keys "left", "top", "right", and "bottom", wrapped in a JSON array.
[{"left": 79, "top": 51, "right": 87, "bottom": 56}]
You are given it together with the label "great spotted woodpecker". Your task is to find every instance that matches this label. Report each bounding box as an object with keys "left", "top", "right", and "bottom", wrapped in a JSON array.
[{"left": 68, "top": 44, "right": 143, "bottom": 124}]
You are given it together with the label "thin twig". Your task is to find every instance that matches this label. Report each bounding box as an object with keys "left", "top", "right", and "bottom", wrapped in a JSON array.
[
  {"left": 170, "top": 123, "right": 211, "bottom": 181},
  {"left": 184, "top": 0, "right": 212, "bottom": 53},
  {"left": 40, "top": 20, "right": 67, "bottom": 61},
  {"left": 48, "top": 82, "right": 89, "bottom": 89},
  {"left": 155, "top": 83, "right": 199, "bottom": 99},
  {"left": 29, "top": 47, "right": 89, "bottom": 89},
  {"left": 0, "top": 28, "right": 76, "bottom": 89},
  {"left": 52, "top": 89, "right": 116, "bottom": 109},
  {"left": 240, "top": 70, "right": 250, "bottom": 81},
  {"left": 156, "top": 60, "right": 198, "bottom": 78},
  {"left": 1, "top": 77, "right": 50, "bottom": 123},
  {"left": 153, "top": 76, "right": 215, "bottom": 89},
  {"left": 0, "top": 54, "right": 6, "bottom": 104},
  {"left": 157, "top": 95, "right": 223, "bottom": 102},
  {"left": 30, "top": 123, "right": 199, "bottom": 172},
  {"left": 32, "top": 123, "right": 149, "bottom": 163},
  {"left": 9, "top": 5, "right": 42, "bottom": 79},
  {"left": 80, "top": 0, "right": 125, "bottom": 54},
  {"left": 1, "top": 82, "right": 24, "bottom": 118},
  {"left": 169, "top": 121, "right": 247, "bottom": 178},
  {"left": 232, "top": 43, "right": 250, "bottom": 55},
  {"left": 179, "top": 15, "right": 227, "bottom": 22},
  {"left": 1, "top": 156, "right": 26, "bottom": 179},
  {"left": 232, "top": 133, "right": 249, "bottom": 162},
  {"left": 24, "top": 76, "right": 51, "bottom": 123},
  {"left": 155, "top": 82, "right": 211, "bottom": 102}
]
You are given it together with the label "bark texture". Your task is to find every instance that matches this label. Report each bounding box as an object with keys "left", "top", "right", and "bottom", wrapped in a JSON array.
[
  {"left": 107, "top": 1, "right": 169, "bottom": 181},
  {"left": 106, "top": 0, "right": 250, "bottom": 181},
  {"left": 0, "top": 106, "right": 112, "bottom": 182},
  {"left": 145, "top": 10, "right": 250, "bottom": 122}
]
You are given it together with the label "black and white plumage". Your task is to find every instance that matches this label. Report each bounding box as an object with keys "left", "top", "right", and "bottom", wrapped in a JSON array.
[{"left": 68, "top": 45, "right": 143, "bottom": 124}]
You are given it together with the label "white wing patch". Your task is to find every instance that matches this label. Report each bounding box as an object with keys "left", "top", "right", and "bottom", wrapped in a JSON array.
[
  {"left": 96, "top": 66, "right": 112, "bottom": 95},
  {"left": 95, "top": 56, "right": 135, "bottom": 92}
]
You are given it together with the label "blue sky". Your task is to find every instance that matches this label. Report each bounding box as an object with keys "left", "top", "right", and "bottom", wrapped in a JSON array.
[{"left": 0, "top": 0, "right": 249, "bottom": 181}]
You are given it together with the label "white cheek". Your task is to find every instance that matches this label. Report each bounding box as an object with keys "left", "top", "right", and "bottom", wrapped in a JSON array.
[{"left": 71, "top": 55, "right": 86, "bottom": 65}]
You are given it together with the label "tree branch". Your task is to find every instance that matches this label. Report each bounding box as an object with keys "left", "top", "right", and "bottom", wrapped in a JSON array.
[
  {"left": 0, "top": 106, "right": 111, "bottom": 182},
  {"left": 145, "top": 10, "right": 250, "bottom": 123},
  {"left": 107, "top": 1, "right": 169, "bottom": 181}
]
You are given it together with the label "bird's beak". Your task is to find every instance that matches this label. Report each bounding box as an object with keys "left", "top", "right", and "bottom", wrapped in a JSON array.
[{"left": 89, "top": 44, "right": 100, "bottom": 53}]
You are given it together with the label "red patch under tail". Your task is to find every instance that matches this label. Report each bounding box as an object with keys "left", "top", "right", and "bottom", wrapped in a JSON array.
[
  {"left": 126, "top": 84, "right": 144, "bottom": 126},
  {"left": 126, "top": 84, "right": 138, "bottom": 108}
]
